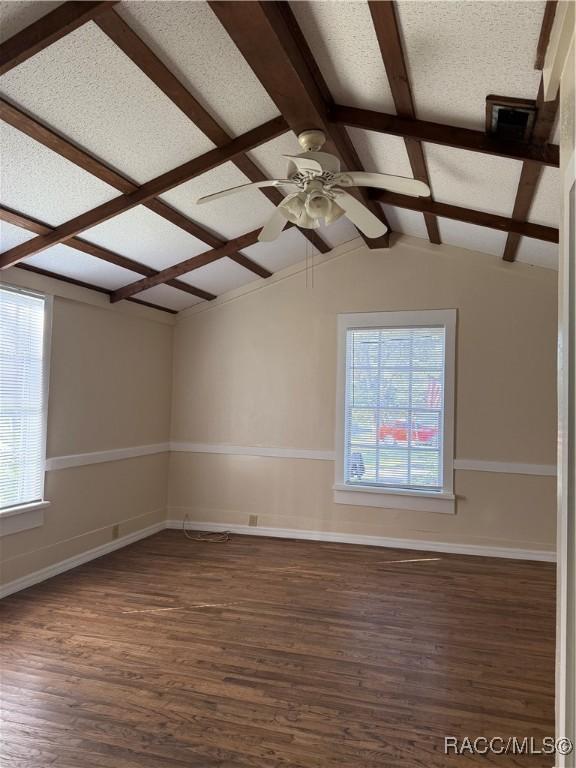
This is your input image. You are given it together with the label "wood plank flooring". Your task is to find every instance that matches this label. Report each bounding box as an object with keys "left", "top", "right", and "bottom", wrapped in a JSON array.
[{"left": 0, "top": 531, "right": 555, "bottom": 767}]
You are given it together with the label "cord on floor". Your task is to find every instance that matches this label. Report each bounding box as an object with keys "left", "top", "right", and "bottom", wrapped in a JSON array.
[{"left": 182, "top": 515, "right": 231, "bottom": 543}]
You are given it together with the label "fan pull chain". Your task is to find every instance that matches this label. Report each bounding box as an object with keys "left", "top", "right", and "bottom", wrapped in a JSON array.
[
  {"left": 310, "top": 237, "right": 314, "bottom": 289},
  {"left": 305, "top": 237, "right": 315, "bottom": 289}
]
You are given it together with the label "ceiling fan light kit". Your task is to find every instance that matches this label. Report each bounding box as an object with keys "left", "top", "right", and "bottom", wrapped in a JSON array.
[{"left": 194, "top": 130, "right": 431, "bottom": 243}]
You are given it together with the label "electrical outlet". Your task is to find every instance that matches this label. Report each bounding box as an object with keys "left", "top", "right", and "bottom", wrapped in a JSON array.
[
  {"left": 112, "top": 524, "right": 120, "bottom": 540},
  {"left": 248, "top": 515, "right": 258, "bottom": 527}
]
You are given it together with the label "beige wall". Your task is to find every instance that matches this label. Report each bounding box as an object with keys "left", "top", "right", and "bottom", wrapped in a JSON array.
[
  {"left": 0, "top": 227, "right": 561, "bottom": 586},
  {"left": 169, "top": 236, "right": 558, "bottom": 552},
  {"left": 0, "top": 271, "right": 174, "bottom": 585},
  {"left": 47, "top": 296, "right": 173, "bottom": 456}
]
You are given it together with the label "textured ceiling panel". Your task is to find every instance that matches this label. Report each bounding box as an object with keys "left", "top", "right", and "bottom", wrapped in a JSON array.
[
  {"left": 136, "top": 283, "right": 202, "bottom": 311},
  {"left": 179, "top": 256, "right": 257, "bottom": 295},
  {"left": 0, "top": 220, "right": 34, "bottom": 252},
  {"left": 0, "top": 0, "right": 559, "bottom": 304},
  {"left": 0, "top": 122, "right": 118, "bottom": 226},
  {"left": 515, "top": 238, "right": 558, "bottom": 270},
  {"left": 117, "top": 0, "right": 280, "bottom": 137},
  {"left": 381, "top": 206, "right": 429, "bottom": 239},
  {"left": 246, "top": 132, "right": 302, "bottom": 181},
  {"left": 527, "top": 167, "right": 561, "bottom": 227},
  {"left": 347, "top": 128, "right": 413, "bottom": 176},
  {"left": 243, "top": 227, "right": 319, "bottom": 273},
  {"left": 25, "top": 248, "right": 142, "bottom": 289},
  {"left": 424, "top": 144, "right": 522, "bottom": 217},
  {"left": 347, "top": 128, "right": 430, "bottom": 238},
  {"left": 0, "top": 0, "right": 61, "bottom": 43},
  {"left": 0, "top": 22, "right": 215, "bottom": 184},
  {"left": 81, "top": 206, "right": 208, "bottom": 270},
  {"left": 290, "top": 0, "right": 395, "bottom": 112},
  {"left": 161, "top": 162, "right": 275, "bottom": 240},
  {"left": 437, "top": 218, "right": 508, "bottom": 257},
  {"left": 396, "top": 1, "right": 544, "bottom": 130},
  {"left": 0, "top": 221, "right": 141, "bottom": 290}
]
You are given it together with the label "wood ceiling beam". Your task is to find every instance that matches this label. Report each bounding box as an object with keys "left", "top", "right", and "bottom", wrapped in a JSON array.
[
  {"left": 534, "top": 1, "right": 558, "bottom": 69},
  {"left": 111, "top": 228, "right": 264, "bottom": 303},
  {"left": 0, "top": 205, "right": 216, "bottom": 301},
  {"left": 368, "top": 191, "right": 559, "bottom": 243},
  {"left": 330, "top": 105, "right": 560, "bottom": 167},
  {"left": 95, "top": 9, "right": 330, "bottom": 255},
  {"left": 209, "top": 0, "right": 391, "bottom": 249},
  {"left": 368, "top": 1, "right": 440, "bottom": 245},
  {"left": 502, "top": 81, "right": 559, "bottom": 261},
  {"left": 0, "top": 1, "right": 118, "bottom": 76},
  {"left": 0, "top": 98, "right": 272, "bottom": 272},
  {"left": 0, "top": 98, "right": 133, "bottom": 191},
  {"left": 15, "top": 263, "right": 178, "bottom": 314},
  {"left": 0, "top": 116, "right": 286, "bottom": 267}
]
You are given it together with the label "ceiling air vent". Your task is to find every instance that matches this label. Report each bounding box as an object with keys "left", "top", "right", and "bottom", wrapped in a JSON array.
[{"left": 486, "top": 95, "right": 537, "bottom": 143}]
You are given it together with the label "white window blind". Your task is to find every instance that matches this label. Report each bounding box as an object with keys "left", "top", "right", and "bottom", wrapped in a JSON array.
[
  {"left": 344, "top": 325, "right": 446, "bottom": 491},
  {"left": 0, "top": 286, "right": 48, "bottom": 510}
]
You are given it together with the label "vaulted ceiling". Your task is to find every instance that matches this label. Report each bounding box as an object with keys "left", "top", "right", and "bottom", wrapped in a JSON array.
[{"left": 0, "top": 1, "right": 560, "bottom": 314}]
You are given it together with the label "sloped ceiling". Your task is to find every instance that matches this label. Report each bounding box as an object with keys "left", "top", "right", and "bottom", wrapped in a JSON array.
[{"left": 0, "top": 0, "right": 560, "bottom": 313}]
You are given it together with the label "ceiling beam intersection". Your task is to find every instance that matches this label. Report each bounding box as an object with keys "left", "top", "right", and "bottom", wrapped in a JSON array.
[
  {"left": 502, "top": 80, "right": 559, "bottom": 262},
  {"left": 208, "top": 0, "right": 391, "bottom": 249},
  {"left": 110, "top": 227, "right": 266, "bottom": 303},
  {"left": 368, "top": 1, "right": 440, "bottom": 245},
  {"left": 330, "top": 105, "right": 559, "bottom": 167},
  {"left": 94, "top": 8, "right": 330, "bottom": 255},
  {"left": 0, "top": 1, "right": 119, "bottom": 76},
  {"left": 368, "top": 191, "right": 558, "bottom": 242},
  {"left": 0, "top": 98, "right": 269, "bottom": 278},
  {"left": 0, "top": 205, "right": 216, "bottom": 301},
  {"left": 0, "top": 116, "right": 286, "bottom": 267},
  {"left": 15, "top": 262, "right": 178, "bottom": 314},
  {"left": 502, "top": 0, "right": 559, "bottom": 263}
]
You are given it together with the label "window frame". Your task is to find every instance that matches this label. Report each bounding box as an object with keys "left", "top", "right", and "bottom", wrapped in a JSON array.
[
  {"left": 334, "top": 309, "right": 456, "bottom": 514},
  {"left": 0, "top": 283, "right": 52, "bottom": 528}
]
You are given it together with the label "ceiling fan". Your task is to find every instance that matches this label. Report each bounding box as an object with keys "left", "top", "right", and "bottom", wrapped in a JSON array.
[{"left": 194, "top": 130, "right": 431, "bottom": 243}]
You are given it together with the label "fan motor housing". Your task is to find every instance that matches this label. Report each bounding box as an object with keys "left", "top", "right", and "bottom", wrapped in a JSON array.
[{"left": 297, "top": 130, "right": 326, "bottom": 152}]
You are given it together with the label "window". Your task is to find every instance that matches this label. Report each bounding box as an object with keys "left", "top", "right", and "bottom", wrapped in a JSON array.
[
  {"left": 335, "top": 311, "right": 455, "bottom": 513},
  {"left": 0, "top": 285, "right": 51, "bottom": 512}
]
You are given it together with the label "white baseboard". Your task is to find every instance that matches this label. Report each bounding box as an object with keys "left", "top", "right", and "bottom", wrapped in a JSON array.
[
  {"left": 0, "top": 521, "right": 165, "bottom": 599},
  {"left": 165, "top": 519, "right": 556, "bottom": 562},
  {"left": 0, "top": 516, "right": 556, "bottom": 600}
]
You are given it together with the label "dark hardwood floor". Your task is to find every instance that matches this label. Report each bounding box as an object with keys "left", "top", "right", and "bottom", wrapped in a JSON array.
[{"left": 0, "top": 531, "right": 555, "bottom": 767}]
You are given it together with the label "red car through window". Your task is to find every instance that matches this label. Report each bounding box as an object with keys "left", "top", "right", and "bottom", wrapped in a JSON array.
[{"left": 378, "top": 419, "right": 438, "bottom": 446}]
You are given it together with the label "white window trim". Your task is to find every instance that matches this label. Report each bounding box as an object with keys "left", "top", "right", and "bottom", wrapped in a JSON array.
[
  {"left": 0, "top": 501, "right": 50, "bottom": 537},
  {"left": 334, "top": 309, "right": 456, "bottom": 514},
  {"left": 0, "top": 284, "right": 53, "bottom": 528}
]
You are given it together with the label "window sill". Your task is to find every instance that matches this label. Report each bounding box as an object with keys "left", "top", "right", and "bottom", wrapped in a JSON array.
[
  {"left": 0, "top": 501, "right": 49, "bottom": 536},
  {"left": 333, "top": 484, "right": 455, "bottom": 514}
]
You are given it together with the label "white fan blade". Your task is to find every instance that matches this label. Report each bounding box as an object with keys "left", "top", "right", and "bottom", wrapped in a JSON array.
[
  {"left": 258, "top": 205, "right": 290, "bottom": 242},
  {"left": 335, "top": 191, "right": 388, "bottom": 238},
  {"left": 195, "top": 179, "right": 295, "bottom": 205},
  {"left": 335, "top": 171, "right": 430, "bottom": 197}
]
